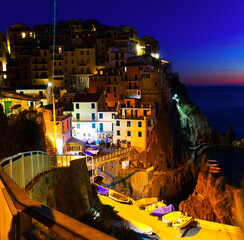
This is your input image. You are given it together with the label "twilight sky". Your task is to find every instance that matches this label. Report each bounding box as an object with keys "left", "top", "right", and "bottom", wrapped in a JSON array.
[{"left": 1, "top": 0, "right": 244, "bottom": 85}]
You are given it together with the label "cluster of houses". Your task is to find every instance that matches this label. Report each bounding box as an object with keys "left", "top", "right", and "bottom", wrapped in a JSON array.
[{"left": 0, "top": 20, "right": 173, "bottom": 155}]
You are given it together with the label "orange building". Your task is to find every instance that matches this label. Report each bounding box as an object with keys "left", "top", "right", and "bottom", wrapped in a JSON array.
[{"left": 43, "top": 104, "right": 73, "bottom": 155}]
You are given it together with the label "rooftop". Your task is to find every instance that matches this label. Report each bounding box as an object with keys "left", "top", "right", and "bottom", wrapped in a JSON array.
[{"left": 73, "top": 93, "right": 102, "bottom": 103}]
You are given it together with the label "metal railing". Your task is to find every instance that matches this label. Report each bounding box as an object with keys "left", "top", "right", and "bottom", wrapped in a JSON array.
[
  {"left": 0, "top": 151, "right": 51, "bottom": 189},
  {"left": 0, "top": 164, "right": 115, "bottom": 240}
]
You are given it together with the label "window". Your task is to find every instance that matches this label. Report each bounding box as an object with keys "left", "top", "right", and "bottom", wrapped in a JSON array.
[
  {"left": 92, "top": 123, "right": 96, "bottom": 128},
  {"left": 127, "top": 131, "right": 131, "bottom": 137},
  {"left": 138, "top": 121, "right": 142, "bottom": 127},
  {"left": 76, "top": 103, "right": 79, "bottom": 109},
  {"left": 135, "top": 74, "right": 138, "bottom": 80},
  {"left": 127, "top": 121, "right": 131, "bottom": 127},
  {"left": 125, "top": 75, "right": 128, "bottom": 80},
  {"left": 91, "top": 103, "right": 95, "bottom": 109},
  {"left": 87, "top": 50, "right": 90, "bottom": 55},
  {"left": 76, "top": 113, "right": 80, "bottom": 120},
  {"left": 100, "top": 123, "right": 103, "bottom": 131},
  {"left": 143, "top": 110, "right": 147, "bottom": 116},
  {"left": 155, "top": 82, "right": 158, "bottom": 87},
  {"left": 112, "top": 113, "right": 115, "bottom": 119},
  {"left": 117, "top": 130, "right": 120, "bottom": 136},
  {"left": 77, "top": 123, "right": 80, "bottom": 129},
  {"left": 116, "top": 120, "right": 120, "bottom": 126},
  {"left": 138, "top": 131, "right": 142, "bottom": 137},
  {"left": 99, "top": 113, "right": 103, "bottom": 119},
  {"left": 114, "top": 94, "right": 117, "bottom": 98},
  {"left": 92, "top": 113, "right": 95, "bottom": 120}
]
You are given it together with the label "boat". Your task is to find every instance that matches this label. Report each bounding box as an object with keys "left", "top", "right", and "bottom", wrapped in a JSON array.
[
  {"left": 152, "top": 204, "right": 175, "bottom": 217},
  {"left": 124, "top": 219, "right": 153, "bottom": 235},
  {"left": 135, "top": 197, "right": 158, "bottom": 208},
  {"left": 117, "top": 213, "right": 153, "bottom": 235},
  {"left": 145, "top": 201, "right": 166, "bottom": 211},
  {"left": 208, "top": 160, "right": 217, "bottom": 162},
  {"left": 162, "top": 211, "right": 183, "bottom": 223},
  {"left": 109, "top": 190, "right": 133, "bottom": 204},
  {"left": 93, "top": 183, "right": 109, "bottom": 196},
  {"left": 172, "top": 215, "right": 193, "bottom": 228}
]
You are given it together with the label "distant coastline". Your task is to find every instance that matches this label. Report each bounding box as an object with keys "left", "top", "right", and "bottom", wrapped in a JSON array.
[{"left": 186, "top": 84, "right": 244, "bottom": 87}]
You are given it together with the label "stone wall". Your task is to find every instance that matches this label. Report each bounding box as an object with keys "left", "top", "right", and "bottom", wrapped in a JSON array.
[{"left": 28, "top": 158, "right": 96, "bottom": 220}]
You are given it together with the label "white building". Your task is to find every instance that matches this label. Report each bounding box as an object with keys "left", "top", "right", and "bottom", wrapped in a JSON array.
[{"left": 72, "top": 93, "right": 106, "bottom": 143}]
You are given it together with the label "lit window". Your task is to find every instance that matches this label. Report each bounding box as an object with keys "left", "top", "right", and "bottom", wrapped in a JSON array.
[
  {"left": 138, "top": 121, "right": 142, "bottom": 127},
  {"left": 58, "top": 47, "right": 62, "bottom": 54},
  {"left": 138, "top": 131, "right": 142, "bottom": 137},
  {"left": 77, "top": 123, "right": 80, "bottom": 129},
  {"left": 127, "top": 131, "right": 131, "bottom": 137},
  {"left": 125, "top": 67, "right": 127, "bottom": 72},
  {"left": 30, "top": 32, "right": 33, "bottom": 37},
  {"left": 3, "top": 75, "right": 7, "bottom": 79},
  {"left": 117, "top": 130, "right": 120, "bottom": 136},
  {"left": 22, "top": 32, "right": 26, "bottom": 38}
]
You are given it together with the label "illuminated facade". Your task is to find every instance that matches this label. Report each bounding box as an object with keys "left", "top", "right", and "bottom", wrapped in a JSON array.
[
  {"left": 113, "top": 105, "right": 156, "bottom": 152},
  {"left": 43, "top": 104, "right": 73, "bottom": 155},
  {"left": 72, "top": 93, "right": 106, "bottom": 142}
]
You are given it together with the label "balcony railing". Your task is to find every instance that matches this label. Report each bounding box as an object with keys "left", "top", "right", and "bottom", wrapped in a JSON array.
[{"left": 51, "top": 113, "right": 72, "bottom": 121}]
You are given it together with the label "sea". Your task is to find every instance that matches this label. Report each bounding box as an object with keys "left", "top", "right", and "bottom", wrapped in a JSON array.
[{"left": 186, "top": 85, "right": 244, "bottom": 187}]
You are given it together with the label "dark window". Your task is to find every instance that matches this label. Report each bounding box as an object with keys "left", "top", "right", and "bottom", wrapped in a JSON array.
[
  {"left": 76, "top": 103, "right": 79, "bottom": 109},
  {"left": 138, "top": 131, "right": 142, "bottom": 137},
  {"left": 99, "top": 113, "right": 103, "bottom": 119},
  {"left": 127, "top": 131, "right": 131, "bottom": 137},
  {"left": 138, "top": 121, "right": 142, "bottom": 127},
  {"left": 127, "top": 121, "right": 131, "bottom": 127},
  {"left": 117, "top": 130, "right": 120, "bottom": 136},
  {"left": 92, "top": 113, "right": 95, "bottom": 120},
  {"left": 92, "top": 123, "right": 96, "bottom": 128},
  {"left": 91, "top": 103, "right": 95, "bottom": 109},
  {"left": 76, "top": 113, "right": 80, "bottom": 119},
  {"left": 116, "top": 120, "right": 120, "bottom": 126}
]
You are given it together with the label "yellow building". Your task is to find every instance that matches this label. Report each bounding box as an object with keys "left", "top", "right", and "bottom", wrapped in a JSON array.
[
  {"left": 0, "top": 90, "right": 40, "bottom": 114},
  {"left": 113, "top": 105, "right": 156, "bottom": 152}
]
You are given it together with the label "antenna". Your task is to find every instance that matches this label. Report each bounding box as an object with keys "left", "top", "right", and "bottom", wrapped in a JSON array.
[{"left": 52, "top": 0, "right": 57, "bottom": 160}]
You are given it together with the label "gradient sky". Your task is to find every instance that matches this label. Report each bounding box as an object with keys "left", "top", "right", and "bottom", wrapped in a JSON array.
[{"left": 1, "top": 0, "right": 244, "bottom": 85}]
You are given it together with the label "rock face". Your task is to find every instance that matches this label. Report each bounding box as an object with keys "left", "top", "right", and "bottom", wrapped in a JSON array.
[
  {"left": 29, "top": 159, "right": 97, "bottom": 220},
  {"left": 179, "top": 160, "right": 235, "bottom": 225},
  {"left": 113, "top": 162, "right": 198, "bottom": 203},
  {"left": 0, "top": 106, "right": 46, "bottom": 160}
]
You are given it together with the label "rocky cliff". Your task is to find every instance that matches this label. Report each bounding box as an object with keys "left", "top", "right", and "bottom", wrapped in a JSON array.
[
  {"left": 179, "top": 156, "right": 235, "bottom": 225},
  {"left": 0, "top": 105, "right": 46, "bottom": 160}
]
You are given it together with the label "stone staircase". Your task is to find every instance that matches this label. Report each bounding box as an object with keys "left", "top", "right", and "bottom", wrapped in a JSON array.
[{"left": 45, "top": 136, "right": 57, "bottom": 167}]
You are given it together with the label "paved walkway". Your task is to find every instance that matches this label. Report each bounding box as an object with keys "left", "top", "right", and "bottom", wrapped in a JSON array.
[{"left": 98, "top": 195, "right": 243, "bottom": 240}]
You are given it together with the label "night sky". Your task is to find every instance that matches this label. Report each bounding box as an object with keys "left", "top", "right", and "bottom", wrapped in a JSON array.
[{"left": 1, "top": 0, "right": 244, "bottom": 85}]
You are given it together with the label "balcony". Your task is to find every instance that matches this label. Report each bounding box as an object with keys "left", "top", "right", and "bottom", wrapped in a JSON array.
[
  {"left": 51, "top": 113, "right": 72, "bottom": 121},
  {"left": 114, "top": 114, "right": 146, "bottom": 120}
]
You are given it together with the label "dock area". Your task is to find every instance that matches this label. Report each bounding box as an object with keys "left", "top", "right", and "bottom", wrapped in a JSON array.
[{"left": 98, "top": 194, "right": 243, "bottom": 239}]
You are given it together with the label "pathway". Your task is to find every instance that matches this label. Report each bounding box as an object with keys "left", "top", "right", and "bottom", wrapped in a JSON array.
[{"left": 98, "top": 195, "right": 243, "bottom": 240}]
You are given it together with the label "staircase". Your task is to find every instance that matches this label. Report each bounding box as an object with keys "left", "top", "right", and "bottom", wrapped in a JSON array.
[{"left": 45, "top": 136, "right": 57, "bottom": 167}]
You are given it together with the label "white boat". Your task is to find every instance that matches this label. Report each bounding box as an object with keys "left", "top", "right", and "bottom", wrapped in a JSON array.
[
  {"left": 172, "top": 215, "right": 193, "bottom": 229},
  {"left": 124, "top": 219, "right": 153, "bottom": 235},
  {"left": 162, "top": 211, "right": 182, "bottom": 223}
]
